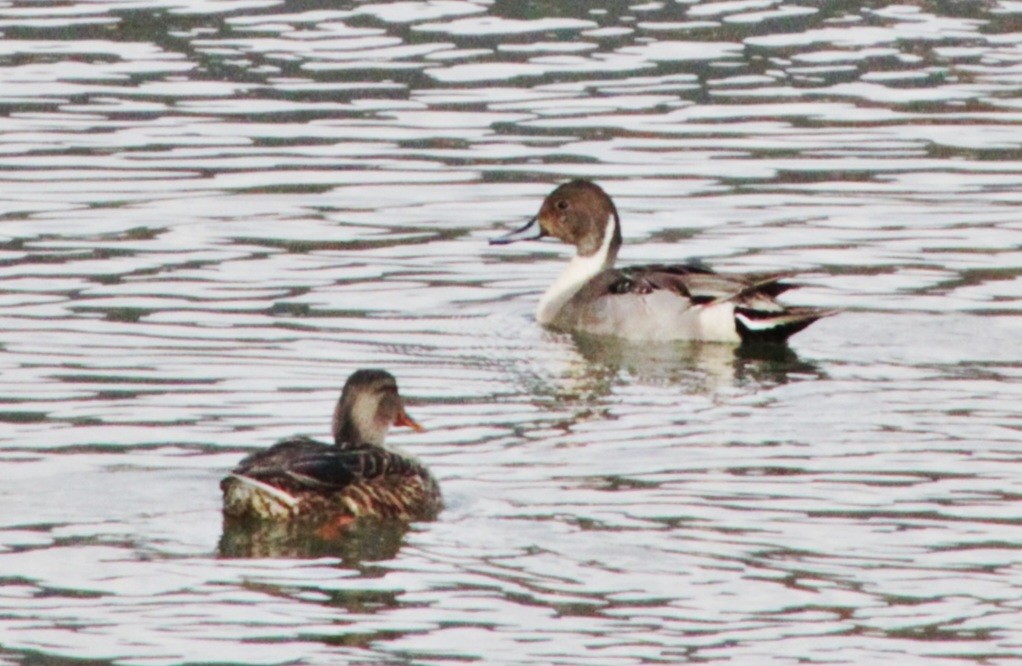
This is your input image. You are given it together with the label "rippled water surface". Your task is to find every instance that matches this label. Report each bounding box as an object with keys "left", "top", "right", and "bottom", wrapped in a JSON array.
[{"left": 2, "top": 0, "right": 1022, "bottom": 663}]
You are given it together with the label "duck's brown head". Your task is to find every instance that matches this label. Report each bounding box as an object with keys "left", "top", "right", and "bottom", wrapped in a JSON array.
[
  {"left": 490, "top": 180, "right": 621, "bottom": 261},
  {"left": 333, "top": 369, "right": 423, "bottom": 447}
]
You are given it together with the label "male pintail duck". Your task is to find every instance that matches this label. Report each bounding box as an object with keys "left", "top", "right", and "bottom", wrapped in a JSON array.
[
  {"left": 221, "top": 369, "right": 441, "bottom": 524},
  {"left": 490, "top": 180, "right": 834, "bottom": 343}
]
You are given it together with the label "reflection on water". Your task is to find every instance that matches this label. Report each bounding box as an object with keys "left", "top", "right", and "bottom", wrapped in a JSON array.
[
  {"left": 573, "top": 333, "right": 822, "bottom": 388},
  {"left": 521, "top": 333, "right": 824, "bottom": 420},
  {"left": 1, "top": 0, "right": 1021, "bottom": 663},
  {"left": 219, "top": 516, "right": 408, "bottom": 562}
]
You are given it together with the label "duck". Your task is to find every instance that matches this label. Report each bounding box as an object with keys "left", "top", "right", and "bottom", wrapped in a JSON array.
[
  {"left": 490, "top": 180, "right": 834, "bottom": 343},
  {"left": 221, "top": 369, "right": 442, "bottom": 525}
]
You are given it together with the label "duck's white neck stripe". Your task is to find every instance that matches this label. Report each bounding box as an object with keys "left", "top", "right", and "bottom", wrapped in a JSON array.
[{"left": 536, "top": 213, "right": 619, "bottom": 325}]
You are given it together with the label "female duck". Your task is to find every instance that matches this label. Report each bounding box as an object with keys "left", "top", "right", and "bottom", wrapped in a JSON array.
[
  {"left": 221, "top": 369, "right": 441, "bottom": 524},
  {"left": 491, "top": 180, "right": 833, "bottom": 343}
]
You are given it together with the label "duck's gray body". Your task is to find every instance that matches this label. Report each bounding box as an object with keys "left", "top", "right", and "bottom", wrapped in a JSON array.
[{"left": 551, "top": 264, "right": 825, "bottom": 343}]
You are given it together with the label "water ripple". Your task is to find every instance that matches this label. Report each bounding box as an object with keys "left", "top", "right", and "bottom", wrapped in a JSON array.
[{"left": 0, "top": 1, "right": 1021, "bottom": 664}]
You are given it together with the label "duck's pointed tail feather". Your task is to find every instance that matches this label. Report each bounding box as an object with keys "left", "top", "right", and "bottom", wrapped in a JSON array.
[
  {"left": 737, "top": 273, "right": 801, "bottom": 300},
  {"left": 734, "top": 307, "right": 837, "bottom": 343}
]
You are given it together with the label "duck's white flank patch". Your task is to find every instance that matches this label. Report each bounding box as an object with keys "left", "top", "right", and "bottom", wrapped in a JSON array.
[
  {"left": 537, "top": 213, "right": 618, "bottom": 325},
  {"left": 229, "top": 474, "right": 299, "bottom": 508},
  {"left": 734, "top": 311, "right": 775, "bottom": 331},
  {"left": 696, "top": 302, "right": 742, "bottom": 343}
]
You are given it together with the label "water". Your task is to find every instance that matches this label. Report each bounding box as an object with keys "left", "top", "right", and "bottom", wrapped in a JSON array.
[{"left": 1, "top": 0, "right": 1021, "bottom": 663}]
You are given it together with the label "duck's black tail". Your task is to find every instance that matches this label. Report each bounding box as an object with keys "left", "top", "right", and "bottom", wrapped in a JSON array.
[
  {"left": 734, "top": 306, "right": 836, "bottom": 343},
  {"left": 729, "top": 274, "right": 835, "bottom": 344}
]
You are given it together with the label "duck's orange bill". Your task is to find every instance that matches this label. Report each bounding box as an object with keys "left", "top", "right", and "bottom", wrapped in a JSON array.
[{"left": 394, "top": 410, "right": 425, "bottom": 432}]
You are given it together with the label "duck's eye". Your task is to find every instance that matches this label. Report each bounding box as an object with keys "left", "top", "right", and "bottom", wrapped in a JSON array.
[{"left": 555, "top": 200, "right": 569, "bottom": 211}]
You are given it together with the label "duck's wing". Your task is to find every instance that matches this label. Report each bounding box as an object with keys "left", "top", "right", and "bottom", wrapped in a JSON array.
[
  {"left": 230, "top": 436, "right": 328, "bottom": 479},
  {"left": 231, "top": 437, "right": 423, "bottom": 492},
  {"left": 606, "top": 264, "right": 795, "bottom": 307},
  {"left": 282, "top": 447, "right": 425, "bottom": 491}
]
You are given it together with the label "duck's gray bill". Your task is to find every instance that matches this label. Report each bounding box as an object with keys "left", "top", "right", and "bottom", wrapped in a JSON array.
[{"left": 489, "top": 217, "right": 544, "bottom": 245}]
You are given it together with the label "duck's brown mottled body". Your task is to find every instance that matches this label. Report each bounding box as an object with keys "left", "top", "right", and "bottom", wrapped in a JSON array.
[{"left": 221, "top": 370, "right": 442, "bottom": 524}]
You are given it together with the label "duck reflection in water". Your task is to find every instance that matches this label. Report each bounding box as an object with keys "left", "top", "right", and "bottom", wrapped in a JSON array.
[
  {"left": 573, "top": 333, "right": 823, "bottom": 389},
  {"left": 218, "top": 516, "right": 409, "bottom": 561},
  {"left": 520, "top": 332, "right": 825, "bottom": 412},
  {"left": 219, "top": 369, "right": 441, "bottom": 559}
]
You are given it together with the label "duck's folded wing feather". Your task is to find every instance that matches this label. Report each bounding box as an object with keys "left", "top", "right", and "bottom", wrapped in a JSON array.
[
  {"left": 231, "top": 436, "right": 327, "bottom": 477},
  {"left": 236, "top": 440, "right": 423, "bottom": 493},
  {"left": 285, "top": 449, "right": 416, "bottom": 490},
  {"left": 605, "top": 264, "right": 794, "bottom": 306}
]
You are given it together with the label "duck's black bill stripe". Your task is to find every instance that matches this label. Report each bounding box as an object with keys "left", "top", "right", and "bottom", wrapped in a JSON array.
[{"left": 489, "top": 216, "right": 545, "bottom": 245}]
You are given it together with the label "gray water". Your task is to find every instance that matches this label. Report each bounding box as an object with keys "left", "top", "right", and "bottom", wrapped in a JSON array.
[{"left": 1, "top": 1, "right": 1022, "bottom": 664}]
